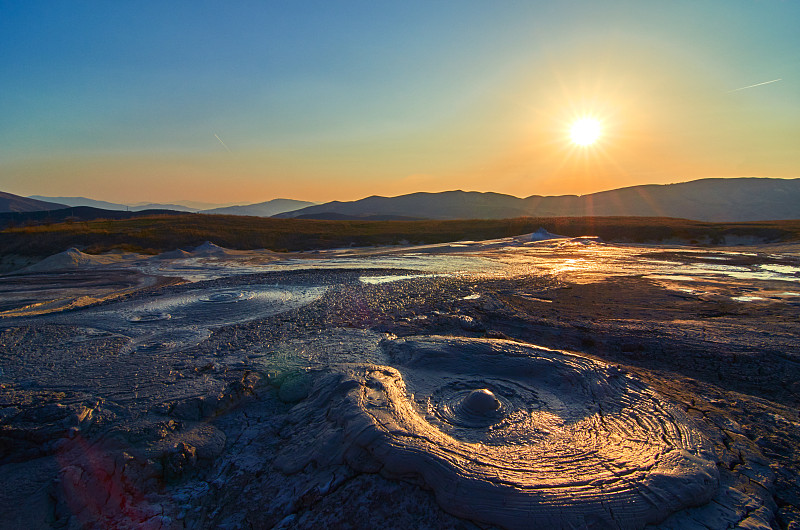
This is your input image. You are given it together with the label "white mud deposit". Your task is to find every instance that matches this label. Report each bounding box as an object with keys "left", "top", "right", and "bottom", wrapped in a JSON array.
[{"left": 281, "top": 337, "right": 718, "bottom": 529}]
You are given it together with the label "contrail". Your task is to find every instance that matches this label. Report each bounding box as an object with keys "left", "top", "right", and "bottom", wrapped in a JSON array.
[
  {"left": 214, "top": 133, "right": 231, "bottom": 152},
  {"left": 729, "top": 78, "right": 782, "bottom": 92}
]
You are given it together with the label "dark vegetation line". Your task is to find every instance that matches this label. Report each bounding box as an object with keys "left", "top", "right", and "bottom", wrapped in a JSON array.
[{"left": 2, "top": 213, "right": 799, "bottom": 257}]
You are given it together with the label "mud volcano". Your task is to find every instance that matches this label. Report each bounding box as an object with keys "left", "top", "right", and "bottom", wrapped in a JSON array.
[{"left": 284, "top": 336, "right": 719, "bottom": 529}]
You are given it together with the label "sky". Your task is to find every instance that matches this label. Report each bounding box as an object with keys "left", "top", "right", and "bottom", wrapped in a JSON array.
[{"left": 1, "top": 1, "right": 798, "bottom": 205}]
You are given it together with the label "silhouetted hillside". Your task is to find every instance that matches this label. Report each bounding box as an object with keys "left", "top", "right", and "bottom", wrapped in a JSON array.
[
  {"left": 275, "top": 178, "right": 800, "bottom": 222},
  {"left": 29, "top": 196, "right": 200, "bottom": 212},
  {"left": 202, "top": 199, "right": 317, "bottom": 217},
  {"left": 293, "top": 212, "right": 424, "bottom": 221},
  {"left": 0, "top": 206, "right": 186, "bottom": 229},
  {"left": 275, "top": 191, "right": 529, "bottom": 220},
  {"left": 0, "top": 192, "right": 67, "bottom": 213}
]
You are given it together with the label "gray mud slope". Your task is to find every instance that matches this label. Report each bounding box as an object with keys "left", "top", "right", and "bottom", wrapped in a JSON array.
[{"left": 0, "top": 267, "right": 798, "bottom": 529}]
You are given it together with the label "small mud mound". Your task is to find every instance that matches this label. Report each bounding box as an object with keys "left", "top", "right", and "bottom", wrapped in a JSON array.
[
  {"left": 282, "top": 336, "right": 718, "bottom": 530},
  {"left": 126, "top": 311, "right": 172, "bottom": 323},
  {"left": 191, "top": 241, "right": 232, "bottom": 257},
  {"left": 23, "top": 248, "right": 124, "bottom": 272},
  {"left": 431, "top": 383, "right": 514, "bottom": 430},
  {"left": 198, "top": 290, "right": 255, "bottom": 303}
]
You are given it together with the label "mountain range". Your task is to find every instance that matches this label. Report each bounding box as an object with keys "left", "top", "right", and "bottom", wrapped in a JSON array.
[
  {"left": 275, "top": 178, "right": 800, "bottom": 222},
  {"left": 1, "top": 192, "right": 67, "bottom": 213},
  {"left": 26, "top": 196, "right": 316, "bottom": 217},
  {"left": 0, "top": 206, "right": 186, "bottom": 229},
  {"left": 28, "top": 196, "right": 209, "bottom": 213},
  {"left": 202, "top": 199, "right": 317, "bottom": 217},
  {"left": 5, "top": 177, "right": 800, "bottom": 222}
]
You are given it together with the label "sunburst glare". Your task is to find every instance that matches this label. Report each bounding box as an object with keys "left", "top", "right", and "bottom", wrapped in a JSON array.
[{"left": 569, "top": 117, "right": 602, "bottom": 146}]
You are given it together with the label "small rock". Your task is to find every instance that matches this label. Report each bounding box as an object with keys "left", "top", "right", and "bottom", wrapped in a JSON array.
[
  {"left": 458, "top": 315, "right": 485, "bottom": 332},
  {"left": 163, "top": 442, "right": 198, "bottom": 480}
]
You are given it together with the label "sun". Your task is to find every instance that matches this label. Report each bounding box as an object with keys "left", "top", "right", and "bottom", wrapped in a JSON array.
[{"left": 569, "top": 117, "right": 602, "bottom": 146}]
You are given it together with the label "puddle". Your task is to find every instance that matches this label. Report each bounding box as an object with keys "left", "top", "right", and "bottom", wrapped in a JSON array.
[
  {"left": 360, "top": 274, "right": 441, "bottom": 285},
  {"left": 144, "top": 252, "right": 501, "bottom": 282},
  {"left": 647, "top": 274, "right": 701, "bottom": 282},
  {"left": 648, "top": 265, "right": 800, "bottom": 283},
  {"left": 761, "top": 264, "right": 800, "bottom": 276},
  {"left": 116, "top": 285, "right": 327, "bottom": 328},
  {"left": 518, "top": 295, "right": 554, "bottom": 303},
  {"left": 732, "top": 296, "right": 767, "bottom": 302}
]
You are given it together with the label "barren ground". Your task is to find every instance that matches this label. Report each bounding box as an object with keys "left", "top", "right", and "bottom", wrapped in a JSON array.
[{"left": 0, "top": 238, "right": 798, "bottom": 529}]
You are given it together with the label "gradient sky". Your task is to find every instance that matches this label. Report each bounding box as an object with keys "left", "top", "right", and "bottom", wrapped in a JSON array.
[{"left": 1, "top": 1, "right": 798, "bottom": 204}]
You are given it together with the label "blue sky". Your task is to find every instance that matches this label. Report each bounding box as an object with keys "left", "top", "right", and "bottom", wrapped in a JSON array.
[{"left": 1, "top": 1, "right": 798, "bottom": 203}]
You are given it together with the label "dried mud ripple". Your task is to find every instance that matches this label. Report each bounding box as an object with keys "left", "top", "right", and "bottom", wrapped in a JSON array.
[{"left": 282, "top": 336, "right": 719, "bottom": 530}]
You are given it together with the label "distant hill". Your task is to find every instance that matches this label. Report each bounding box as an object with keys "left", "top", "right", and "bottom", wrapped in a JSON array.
[
  {"left": 21, "top": 177, "right": 800, "bottom": 222},
  {"left": 521, "top": 178, "right": 800, "bottom": 221},
  {"left": 0, "top": 206, "right": 186, "bottom": 228},
  {"left": 202, "top": 198, "right": 318, "bottom": 217},
  {"left": 132, "top": 199, "right": 225, "bottom": 210},
  {"left": 274, "top": 178, "right": 800, "bottom": 222},
  {"left": 292, "top": 212, "right": 424, "bottom": 221},
  {"left": 29, "top": 195, "right": 129, "bottom": 210},
  {"left": 274, "top": 191, "right": 529, "bottom": 220},
  {"left": 29, "top": 196, "right": 200, "bottom": 212},
  {"left": 29, "top": 195, "right": 314, "bottom": 216},
  {"left": 1, "top": 192, "right": 67, "bottom": 213},
  {"left": 129, "top": 203, "right": 198, "bottom": 212}
]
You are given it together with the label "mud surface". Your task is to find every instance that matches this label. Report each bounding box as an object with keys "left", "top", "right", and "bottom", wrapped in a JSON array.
[{"left": 1, "top": 237, "right": 798, "bottom": 529}]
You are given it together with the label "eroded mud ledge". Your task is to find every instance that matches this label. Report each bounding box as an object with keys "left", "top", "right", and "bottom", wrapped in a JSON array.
[{"left": 1, "top": 241, "right": 798, "bottom": 529}]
